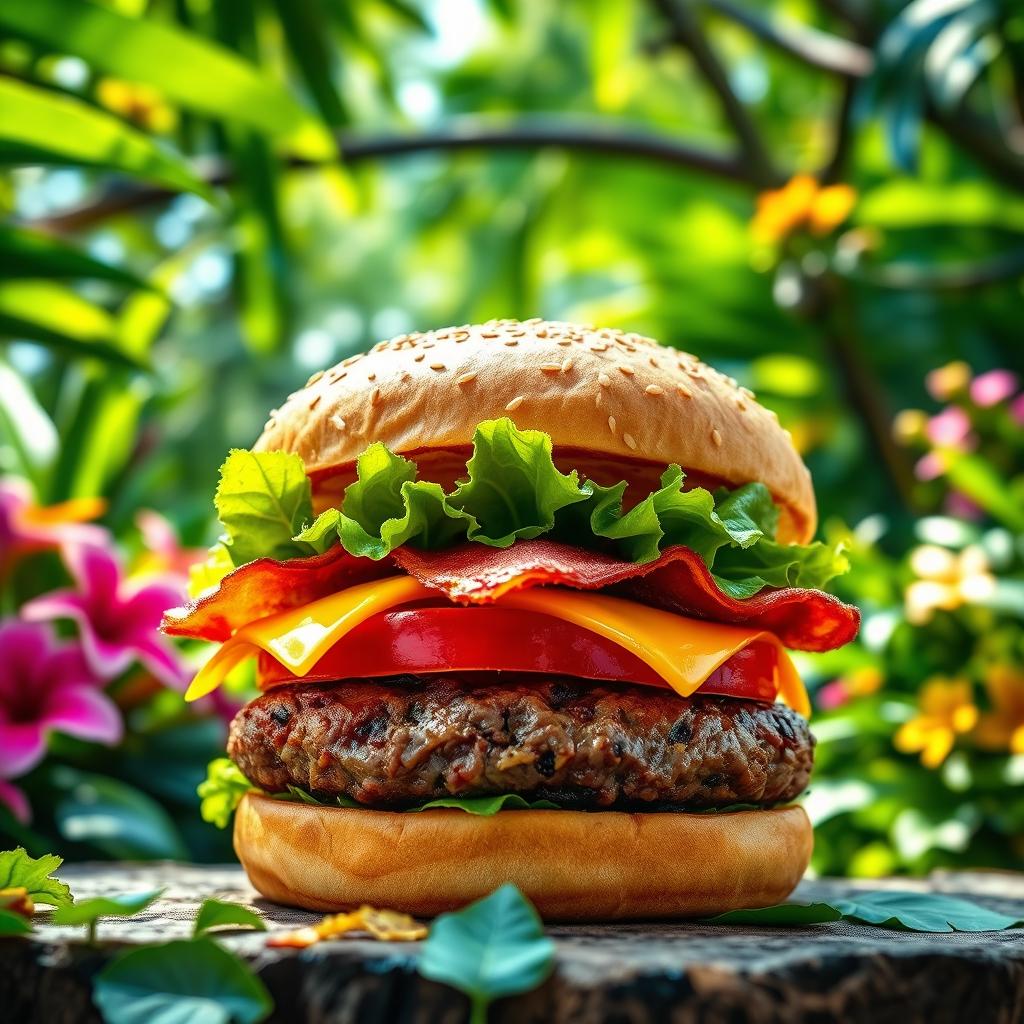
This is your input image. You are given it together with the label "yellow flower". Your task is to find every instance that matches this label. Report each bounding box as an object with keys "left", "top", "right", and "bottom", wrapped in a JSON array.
[
  {"left": 751, "top": 174, "right": 857, "bottom": 243},
  {"left": 904, "top": 544, "right": 995, "bottom": 625},
  {"left": 97, "top": 78, "right": 177, "bottom": 134},
  {"left": 895, "top": 677, "right": 979, "bottom": 768},
  {"left": 973, "top": 665, "right": 1024, "bottom": 755},
  {"left": 892, "top": 409, "right": 928, "bottom": 445}
]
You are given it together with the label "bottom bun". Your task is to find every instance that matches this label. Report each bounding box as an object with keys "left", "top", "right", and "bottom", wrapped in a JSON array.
[{"left": 234, "top": 794, "right": 812, "bottom": 920}]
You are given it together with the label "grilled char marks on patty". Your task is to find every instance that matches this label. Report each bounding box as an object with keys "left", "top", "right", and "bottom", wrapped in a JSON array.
[{"left": 228, "top": 674, "right": 814, "bottom": 810}]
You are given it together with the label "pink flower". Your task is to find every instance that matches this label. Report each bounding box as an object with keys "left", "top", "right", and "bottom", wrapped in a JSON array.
[
  {"left": 1011, "top": 393, "right": 1024, "bottom": 426},
  {"left": 0, "top": 479, "right": 106, "bottom": 577},
  {"left": 816, "top": 680, "right": 850, "bottom": 711},
  {"left": 0, "top": 620, "right": 122, "bottom": 784},
  {"left": 926, "top": 407, "right": 974, "bottom": 449},
  {"left": 23, "top": 541, "right": 189, "bottom": 689},
  {"left": 944, "top": 490, "right": 984, "bottom": 521},
  {"left": 0, "top": 778, "right": 30, "bottom": 824},
  {"left": 915, "top": 452, "right": 944, "bottom": 482},
  {"left": 970, "top": 369, "right": 1018, "bottom": 408}
]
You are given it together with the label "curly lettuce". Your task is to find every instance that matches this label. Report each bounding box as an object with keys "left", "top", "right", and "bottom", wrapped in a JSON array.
[{"left": 206, "top": 417, "right": 847, "bottom": 598}]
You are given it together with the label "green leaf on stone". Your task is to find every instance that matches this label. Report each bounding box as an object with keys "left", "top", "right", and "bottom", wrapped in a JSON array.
[
  {"left": 51, "top": 890, "right": 163, "bottom": 928},
  {"left": 705, "top": 902, "right": 843, "bottom": 925},
  {"left": 193, "top": 899, "right": 266, "bottom": 938},
  {"left": 94, "top": 937, "right": 273, "bottom": 1024},
  {"left": 833, "top": 890, "right": 1024, "bottom": 933},
  {"left": 419, "top": 883, "right": 555, "bottom": 1023},
  {"left": 0, "top": 847, "right": 73, "bottom": 908}
]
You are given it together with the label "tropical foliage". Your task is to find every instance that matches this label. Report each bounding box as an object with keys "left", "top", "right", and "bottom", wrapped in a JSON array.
[{"left": 1, "top": 0, "right": 1023, "bottom": 873}]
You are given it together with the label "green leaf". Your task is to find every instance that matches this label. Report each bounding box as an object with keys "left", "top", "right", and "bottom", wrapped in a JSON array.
[
  {"left": 0, "top": 280, "right": 148, "bottom": 369},
  {"left": 198, "top": 759, "right": 255, "bottom": 829},
  {"left": 0, "top": 848, "right": 72, "bottom": 908},
  {"left": 271, "top": 0, "right": 349, "bottom": 129},
  {"left": 0, "top": 360, "right": 58, "bottom": 487},
  {"left": 193, "top": 899, "right": 266, "bottom": 938},
  {"left": 706, "top": 902, "right": 843, "bottom": 925},
  {"left": 0, "top": 78, "right": 211, "bottom": 199},
  {"left": 94, "top": 937, "right": 273, "bottom": 1024},
  {"left": 0, "top": 225, "right": 152, "bottom": 291},
  {"left": 0, "top": 909, "right": 32, "bottom": 936},
  {"left": 51, "top": 890, "right": 163, "bottom": 928},
  {"left": 215, "top": 450, "right": 314, "bottom": 566},
  {"left": 419, "top": 884, "right": 555, "bottom": 1020},
  {"left": 833, "top": 891, "right": 1024, "bottom": 933},
  {"left": 0, "top": 0, "right": 332, "bottom": 159},
  {"left": 53, "top": 768, "right": 188, "bottom": 860},
  {"left": 450, "top": 418, "right": 590, "bottom": 546},
  {"left": 415, "top": 794, "right": 560, "bottom": 814}
]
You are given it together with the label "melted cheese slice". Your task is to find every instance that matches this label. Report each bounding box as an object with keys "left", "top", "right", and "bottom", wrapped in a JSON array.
[{"left": 184, "top": 577, "right": 809, "bottom": 716}]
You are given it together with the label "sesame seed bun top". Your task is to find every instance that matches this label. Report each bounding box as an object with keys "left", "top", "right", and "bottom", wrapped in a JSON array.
[{"left": 255, "top": 318, "right": 817, "bottom": 544}]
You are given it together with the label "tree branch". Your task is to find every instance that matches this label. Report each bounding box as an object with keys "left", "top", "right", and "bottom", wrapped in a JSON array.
[
  {"left": 704, "top": 0, "right": 873, "bottom": 78},
  {"left": 24, "top": 117, "right": 756, "bottom": 233},
  {"left": 841, "top": 249, "right": 1024, "bottom": 291},
  {"left": 649, "top": 0, "right": 778, "bottom": 186}
]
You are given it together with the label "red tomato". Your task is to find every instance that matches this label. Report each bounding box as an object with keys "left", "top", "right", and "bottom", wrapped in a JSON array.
[{"left": 258, "top": 606, "right": 779, "bottom": 702}]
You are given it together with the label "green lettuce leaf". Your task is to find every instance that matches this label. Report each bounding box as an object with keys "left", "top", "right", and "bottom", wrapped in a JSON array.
[
  {"left": 197, "top": 758, "right": 254, "bottom": 828},
  {"left": 214, "top": 417, "right": 847, "bottom": 597},
  {"left": 215, "top": 449, "right": 315, "bottom": 567},
  {"left": 0, "top": 847, "right": 73, "bottom": 908}
]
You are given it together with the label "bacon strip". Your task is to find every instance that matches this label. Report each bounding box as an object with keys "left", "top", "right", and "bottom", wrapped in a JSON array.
[
  {"left": 163, "top": 540, "right": 858, "bottom": 652},
  {"left": 162, "top": 547, "right": 397, "bottom": 642},
  {"left": 392, "top": 541, "right": 859, "bottom": 652}
]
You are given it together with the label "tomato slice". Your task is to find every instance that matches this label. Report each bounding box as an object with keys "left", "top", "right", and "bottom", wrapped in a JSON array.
[{"left": 257, "top": 606, "right": 779, "bottom": 702}]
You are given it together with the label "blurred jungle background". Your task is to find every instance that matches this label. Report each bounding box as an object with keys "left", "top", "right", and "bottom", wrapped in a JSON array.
[{"left": 1, "top": 0, "right": 1022, "bottom": 876}]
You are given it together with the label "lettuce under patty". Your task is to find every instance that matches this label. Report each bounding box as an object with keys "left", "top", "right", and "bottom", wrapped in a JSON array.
[
  {"left": 203, "top": 417, "right": 846, "bottom": 600},
  {"left": 197, "top": 758, "right": 772, "bottom": 827}
]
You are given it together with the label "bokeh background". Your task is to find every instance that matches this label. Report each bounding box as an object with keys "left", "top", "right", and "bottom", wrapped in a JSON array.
[{"left": 1, "top": 0, "right": 1023, "bottom": 876}]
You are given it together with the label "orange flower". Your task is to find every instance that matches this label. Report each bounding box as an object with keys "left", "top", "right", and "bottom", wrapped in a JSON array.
[
  {"left": 751, "top": 174, "right": 856, "bottom": 243},
  {"left": 973, "top": 665, "right": 1024, "bottom": 755},
  {"left": 96, "top": 78, "right": 176, "bottom": 134},
  {"left": 894, "top": 677, "right": 979, "bottom": 768}
]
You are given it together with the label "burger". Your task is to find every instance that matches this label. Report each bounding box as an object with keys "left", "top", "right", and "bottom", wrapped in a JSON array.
[{"left": 165, "top": 318, "right": 859, "bottom": 920}]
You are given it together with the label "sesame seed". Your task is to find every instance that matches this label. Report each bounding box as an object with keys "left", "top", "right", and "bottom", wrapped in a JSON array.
[
  {"left": 422, "top": 341, "right": 434, "bottom": 349},
  {"left": 535, "top": 329, "right": 548, "bottom": 338},
  {"left": 736, "top": 398, "right": 746, "bottom": 411},
  {"left": 595, "top": 392, "right": 603, "bottom": 408},
  {"left": 589, "top": 343, "right": 609, "bottom": 353},
  {"left": 618, "top": 365, "right": 635, "bottom": 377},
  {"left": 645, "top": 384, "right": 664, "bottom": 396},
  {"left": 306, "top": 370, "right": 325, "bottom": 387},
  {"left": 623, "top": 433, "right": 637, "bottom": 450},
  {"left": 400, "top": 371, "right": 411, "bottom": 382},
  {"left": 481, "top": 331, "right": 499, "bottom": 339},
  {"left": 414, "top": 353, "right": 425, "bottom": 362},
  {"left": 677, "top": 383, "right": 692, "bottom": 398},
  {"left": 540, "top": 363, "right": 561, "bottom": 374},
  {"left": 309, "top": 395, "right": 321, "bottom": 410},
  {"left": 456, "top": 371, "right": 477, "bottom": 386},
  {"left": 556, "top": 337, "right": 572, "bottom": 346},
  {"left": 331, "top": 414, "right": 347, "bottom": 431},
  {"left": 430, "top": 362, "right": 447, "bottom": 371},
  {"left": 740, "top": 386, "right": 755, "bottom": 400},
  {"left": 561, "top": 358, "right": 573, "bottom": 373},
  {"left": 598, "top": 373, "right": 611, "bottom": 388},
  {"left": 371, "top": 387, "right": 382, "bottom": 405},
  {"left": 649, "top": 357, "right": 660, "bottom": 368},
  {"left": 608, "top": 416, "right": 617, "bottom": 436},
  {"left": 711, "top": 429, "right": 723, "bottom": 446},
  {"left": 454, "top": 331, "right": 470, "bottom": 342},
  {"left": 506, "top": 396, "right": 525, "bottom": 411},
  {"left": 328, "top": 369, "right": 347, "bottom": 383},
  {"left": 367, "top": 371, "right": 376, "bottom": 381},
  {"left": 504, "top": 339, "right": 519, "bottom": 347}
]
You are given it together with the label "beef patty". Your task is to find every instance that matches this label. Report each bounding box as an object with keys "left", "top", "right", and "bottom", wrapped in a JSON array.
[{"left": 228, "top": 674, "right": 814, "bottom": 810}]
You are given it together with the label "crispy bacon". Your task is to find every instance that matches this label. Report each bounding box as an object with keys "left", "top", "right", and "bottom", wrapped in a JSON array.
[
  {"left": 162, "top": 547, "right": 396, "bottom": 642},
  {"left": 392, "top": 541, "right": 859, "bottom": 652},
  {"left": 162, "top": 540, "right": 858, "bottom": 652}
]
